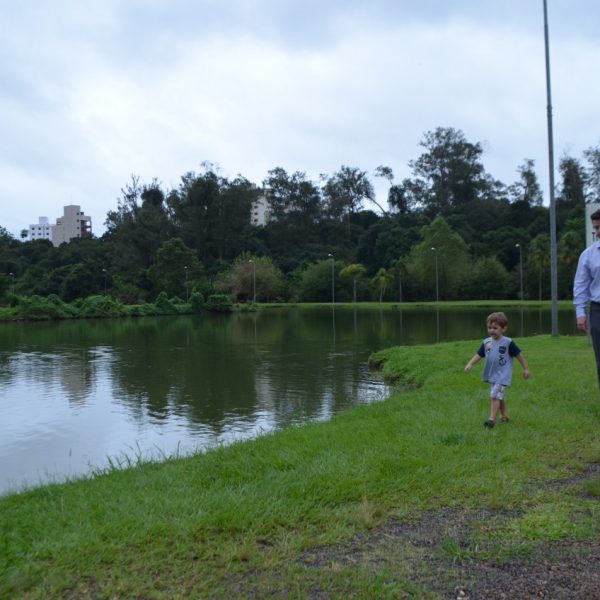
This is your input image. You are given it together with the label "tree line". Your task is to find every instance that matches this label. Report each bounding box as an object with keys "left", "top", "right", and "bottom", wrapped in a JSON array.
[{"left": 1, "top": 127, "right": 599, "bottom": 307}]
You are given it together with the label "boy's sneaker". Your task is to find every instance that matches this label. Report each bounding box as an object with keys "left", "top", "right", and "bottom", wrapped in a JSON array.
[
  {"left": 484, "top": 418, "right": 495, "bottom": 428},
  {"left": 501, "top": 416, "right": 509, "bottom": 423}
]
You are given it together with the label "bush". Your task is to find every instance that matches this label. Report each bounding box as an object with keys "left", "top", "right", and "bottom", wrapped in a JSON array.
[
  {"left": 154, "top": 292, "right": 178, "bottom": 315},
  {"left": 125, "top": 303, "right": 158, "bottom": 317},
  {"left": 205, "top": 293, "right": 234, "bottom": 313},
  {"left": 76, "top": 295, "right": 124, "bottom": 318},
  {"left": 190, "top": 291, "right": 205, "bottom": 312},
  {"left": 14, "top": 294, "right": 74, "bottom": 320}
]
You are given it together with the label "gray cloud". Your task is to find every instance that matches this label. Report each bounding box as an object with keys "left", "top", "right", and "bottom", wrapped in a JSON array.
[{"left": 2, "top": 1, "right": 599, "bottom": 236}]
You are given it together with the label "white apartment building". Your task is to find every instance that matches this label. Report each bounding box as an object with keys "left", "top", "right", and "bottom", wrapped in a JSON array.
[
  {"left": 51, "top": 205, "right": 92, "bottom": 247},
  {"left": 28, "top": 217, "right": 52, "bottom": 241},
  {"left": 251, "top": 195, "right": 269, "bottom": 226}
]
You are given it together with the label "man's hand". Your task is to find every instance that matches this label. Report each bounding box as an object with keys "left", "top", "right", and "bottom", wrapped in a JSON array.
[{"left": 577, "top": 316, "right": 588, "bottom": 333}]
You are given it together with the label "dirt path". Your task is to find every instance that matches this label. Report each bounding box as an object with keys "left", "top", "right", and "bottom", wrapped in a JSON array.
[{"left": 300, "top": 466, "right": 600, "bottom": 599}]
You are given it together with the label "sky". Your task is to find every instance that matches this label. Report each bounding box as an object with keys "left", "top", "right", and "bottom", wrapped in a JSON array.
[{"left": 1, "top": 0, "right": 599, "bottom": 238}]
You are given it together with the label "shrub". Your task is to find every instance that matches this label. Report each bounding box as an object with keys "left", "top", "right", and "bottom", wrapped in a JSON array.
[
  {"left": 154, "top": 292, "right": 178, "bottom": 315},
  {"left": 205, "top": 293, "right": 234, "bottom": 313},
  {"left": 76, "top": 295, "right": 124, "bottom": 318},
  {"left": 190, "top": 291, "right": 205, "bottom": 312}
]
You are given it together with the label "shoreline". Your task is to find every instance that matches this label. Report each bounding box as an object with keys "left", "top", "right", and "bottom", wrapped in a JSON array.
[{"left": 2, "top": 335, "right": 599, "bottom": 598}]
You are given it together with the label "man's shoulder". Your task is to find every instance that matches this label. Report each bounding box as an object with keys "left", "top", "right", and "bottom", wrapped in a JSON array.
[{"left": 581, "top": 242, "right": 600, "bottom": 259}]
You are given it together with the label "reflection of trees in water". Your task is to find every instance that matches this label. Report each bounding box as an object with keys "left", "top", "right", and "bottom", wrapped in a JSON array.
[
  {"left": 0, "top": 308, "right": 578, "bottom": 440},
  {"left": 107, "top": 316, "right": 259, "bottom": 430},
  {"left": 0, "top": 321, "right": 98, "bottom": 405}
]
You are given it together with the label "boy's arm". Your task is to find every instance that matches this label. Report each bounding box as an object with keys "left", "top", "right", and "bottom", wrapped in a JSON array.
[
  {"left": 517, "top": 353, "right": 530, "bottom": 379},
  {"left": 464, "top": 354, "right": 481, "bottom": 372}
]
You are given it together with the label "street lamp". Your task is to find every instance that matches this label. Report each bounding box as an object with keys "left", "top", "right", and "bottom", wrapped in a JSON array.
[
  {"left": 102, "top": 269, "right": 107, "bottom": 295},
  {"left": 184, "top": 266, "right": 189, "bottom": 303},
  {"left": 430, "top": 247, "right": 439, "bottom": 303},
  {"left": 8, "top": 272, "right": 14, "bottom": 295},
  {"left": 249, "top": 259, "right": 256, "bottom": 303},
  {"left": 327, "top": 253, "right": 335, "bottom": 305},
  {"left": 515, "top": 244, "right": 523, "bottom": 301}
]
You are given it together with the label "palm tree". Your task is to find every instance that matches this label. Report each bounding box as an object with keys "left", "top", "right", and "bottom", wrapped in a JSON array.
[
  {"left": 528, "top": 234, "right": 550, "bottom": 300},
  {"left": 340, "top": 263, "right": 367, "bottom": 302},
  {"left": 372, "top": 268, "right": 393, "bottom": 302}
]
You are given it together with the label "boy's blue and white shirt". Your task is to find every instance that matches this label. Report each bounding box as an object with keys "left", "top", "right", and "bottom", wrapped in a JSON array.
[{"left": 476, "top": 336, "right": 521, "bottom": 386}]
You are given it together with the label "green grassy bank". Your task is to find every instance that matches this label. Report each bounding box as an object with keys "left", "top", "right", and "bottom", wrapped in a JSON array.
[{"left": 2, "top": 335, "right": 599, "bottom": 598}]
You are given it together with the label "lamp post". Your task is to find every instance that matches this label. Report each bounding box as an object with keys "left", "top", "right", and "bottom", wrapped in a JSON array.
[
  {"left": 327, "top": 253, "right": 335, "bottom": 305},
  {"left": 184, "top": 266, "right": 189, "bottom": 303},
  {"left": 543, "top": 0, "right": 558, "bottom": 336},
  {"left": 515, "top": 243, "right": 523, "bottom": 301},
  {"left": 249, "top": 259, "right": 256, "bottom": 303},
  {"left": 9, "top": 272, "right": 14, "bottom": 295},
  {"left": 102, "top": 269, "right": 107, "bottom": 295},
  {"left": 430, "top": 247, "right": 439, "bottom": 303}
]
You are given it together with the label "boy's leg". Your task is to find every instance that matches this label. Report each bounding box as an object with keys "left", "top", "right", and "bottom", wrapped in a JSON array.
[
  {"left": 499, "top": 399, "right": 509, "bottom": 421},
  {"left": 486, "top": 383, "right": 506, "bottom": 427},
  {"left": 489, "top": 398, "right": 500, "bottom": 422}
]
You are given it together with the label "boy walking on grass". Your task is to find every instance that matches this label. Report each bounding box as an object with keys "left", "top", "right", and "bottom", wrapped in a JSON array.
[{"left": 464, "top": 311, "right": 530, "bottom": 428}]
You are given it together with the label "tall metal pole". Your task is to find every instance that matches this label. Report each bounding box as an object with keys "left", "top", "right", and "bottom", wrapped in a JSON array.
[
  {"left": 543, "top": 0, "right": 558, "bottom": 335},
  {"left": 515, "top": 244, "right": 523, "bottom": 301},
  {"left": 249, "top": 260, "right": 256, "bottom": 303},
  {"left": 328, "top": 254, "right": 335, "bottom": 304},
  {"left": 431, "top": 247, "right": 439, "bottom": 303},
  {"left": 184, "top": 266, "right": 189, "bottom": 303}
]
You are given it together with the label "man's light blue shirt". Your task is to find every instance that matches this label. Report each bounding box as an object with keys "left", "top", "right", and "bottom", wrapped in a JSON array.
[{"left": 573, "top": 241, "right": 600, "bottom": 318}]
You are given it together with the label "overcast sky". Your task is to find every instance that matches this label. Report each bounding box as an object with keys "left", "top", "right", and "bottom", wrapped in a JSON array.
[{"left": 2, "top": 0, "right": 599, "bottom": 238}]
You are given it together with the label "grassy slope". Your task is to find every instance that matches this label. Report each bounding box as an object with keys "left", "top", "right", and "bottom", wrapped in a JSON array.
[{"left": 2, "top": 335, "right": 599, "bottom": 598}]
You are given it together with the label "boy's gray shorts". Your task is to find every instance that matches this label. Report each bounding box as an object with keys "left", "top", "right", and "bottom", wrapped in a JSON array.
[{"left": 489, "top": 383, "right": 507, "bottom": 400}]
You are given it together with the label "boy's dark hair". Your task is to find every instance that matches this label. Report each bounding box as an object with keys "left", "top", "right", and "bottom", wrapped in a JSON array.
[
  {"left": 591, "top": 209, "right": 600, "bottom": 221},
  {"left": 486, "top": 311, "right": 508, "bottom": 328}
]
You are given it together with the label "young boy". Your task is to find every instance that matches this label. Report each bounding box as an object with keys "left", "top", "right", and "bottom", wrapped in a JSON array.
[{"left": 464, "top": 311, "right": 530, "bottom": 428}]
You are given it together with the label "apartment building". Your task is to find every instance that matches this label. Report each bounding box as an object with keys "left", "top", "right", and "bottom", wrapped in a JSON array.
[
  {"left": 51, "top": 205, "right": 92, "bottom": 247},
  {"left": 28, "top": 217, "right": 53, "bottom": 241},
  {"left": 251, "top": 195, "right": 269, "bottom": 226}
]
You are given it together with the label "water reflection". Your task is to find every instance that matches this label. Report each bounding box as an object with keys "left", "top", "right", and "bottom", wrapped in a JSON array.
[{"left": 0, "top": 306, "right": 577, "bottom": 494}]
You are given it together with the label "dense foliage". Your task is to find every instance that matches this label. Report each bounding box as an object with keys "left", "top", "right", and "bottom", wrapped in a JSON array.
[{"left": 2, "top": 127, "right": 598, "bottom": 307}]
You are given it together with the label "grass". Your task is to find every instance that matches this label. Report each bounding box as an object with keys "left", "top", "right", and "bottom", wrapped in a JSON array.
[{"left": 1, "top": 334, "right": 599, "bottom": 598}]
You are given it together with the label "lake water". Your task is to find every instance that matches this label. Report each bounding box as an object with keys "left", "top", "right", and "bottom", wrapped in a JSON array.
[{"left": 0, "top": 306, "right": 578, "bottom": 495}]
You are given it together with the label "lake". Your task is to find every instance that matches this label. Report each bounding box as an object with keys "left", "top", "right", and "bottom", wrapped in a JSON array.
[{"left": 0, "top": 305, "right": 578, "bottom": 495}]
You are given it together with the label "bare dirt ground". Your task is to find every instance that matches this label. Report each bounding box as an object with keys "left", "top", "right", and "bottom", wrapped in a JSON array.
[{"left": 300, "top": 465, "right": 600, "bottom": 599}]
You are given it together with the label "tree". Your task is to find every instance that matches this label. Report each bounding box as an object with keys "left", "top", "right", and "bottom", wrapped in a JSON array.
[
  {"left": 104, "top": 176, "right": 172, "bottom": 271},
  {"left": 408, "top": 127, "right": 492, "bottom": 216},
  {"left": 371, "top": 267, "right": 393, "bottom": 302},
  {"left": 387, "top": 178, "right": 424, "bottom": 215},
  {"left": 558, "top": 155, "right": 587, "bottom": 206},
  {"left": 528, "top": 234, "right": 550, "bottom": 300},
  {"left": 263, "top": 168, "right": 324, "bottom": 269},
  {"left": 406, "top": 217, "right": 470, "bottom": 300},
  {"left": 168, "top": 165, "right": 258, "bottom": 267},
  {"left": 147, "top": 238, "right": 203, "bottom": 298},
  {"left": 339, "top": 263, "right": 367, "bottom": 302},
  {"left": 583, "top": 143, "right": 600, "bottom": 203},
  {"left": 391, "top": 257, "right": 408, "bottom": 302},
  {"left": 558, "top": 224, "right": 584, "bottom": 298},
  {"left": 322, "top": 166, "right": 376, "bottom": 236},
  {"left": 557, "top": 156, "right": 586, "bottom": 234},
  {"left": 355, "top": 216, "right": 421, "bottom": 275},
  {"left": 509, "top": 159, "right": 543, "bottom": 206},
  {"left": 215, "top": 254, "right": 285, "bottom": 302},
  {"left": 297, "top": 259, "right": 343, "bottom": 302},
  {"left": 373, "top": 165, "right": 393, "bottom": 215},
  {"left": 468, "top": 257, "right": 509, "bottom": 300}
]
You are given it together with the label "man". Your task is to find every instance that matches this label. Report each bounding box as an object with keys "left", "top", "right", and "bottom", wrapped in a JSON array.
[{"left": 573, "top": 209, "right": 600, "bottom": 386}]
